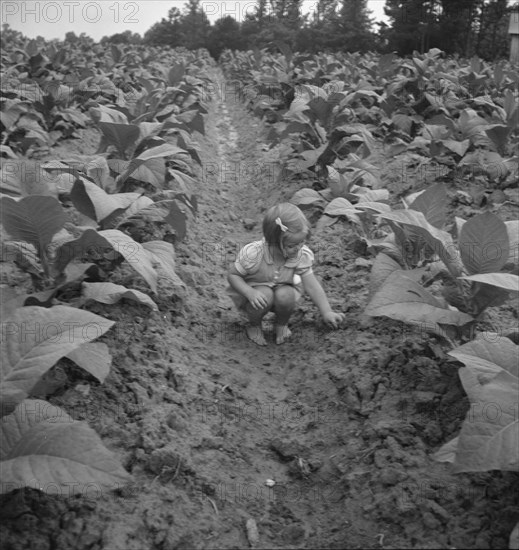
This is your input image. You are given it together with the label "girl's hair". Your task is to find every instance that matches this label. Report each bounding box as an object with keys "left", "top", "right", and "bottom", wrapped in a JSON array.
[{"left": 263, "top": 203, "right": 310, "bottom": 245}]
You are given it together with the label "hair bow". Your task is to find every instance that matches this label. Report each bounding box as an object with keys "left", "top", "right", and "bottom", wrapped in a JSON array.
[{"left": 275, "top": 217, "right": 288, "bottom": 232}]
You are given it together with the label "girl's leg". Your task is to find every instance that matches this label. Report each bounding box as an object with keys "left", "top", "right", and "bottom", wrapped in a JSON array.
[
  {"left": 272, "top": 285, "right": 299, "bottom": 344},
  {"left": 243, "top": 286, "right": 274, "bottom": 346}
]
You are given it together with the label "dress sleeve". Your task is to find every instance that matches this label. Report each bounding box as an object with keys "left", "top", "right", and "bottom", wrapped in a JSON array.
[
  {"left": 295, "top": 246, "right": 314, "bottom": 277},
  {"left": 234, "top": 241, "right": 263, "bottom": 276}
]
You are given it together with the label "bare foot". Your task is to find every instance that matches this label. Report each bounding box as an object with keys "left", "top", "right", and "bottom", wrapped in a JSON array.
[
  {"left": 275, "top": 325, "right": 292, "bottom": 345},
  {"left": 246, "top": 325, "right": 267, "bottom": 346}
]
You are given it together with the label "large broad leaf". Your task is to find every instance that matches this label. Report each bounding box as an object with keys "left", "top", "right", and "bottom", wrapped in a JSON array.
[
  {"left": 176, "top": 131, "right": 202, "bottom": 165},
  {"left": 55, "top": 229, "right": 160, "bottom": 292},
  {"left": 0, "top": 306, "right": 114, "bottom": 415},
  {"left": 408, "top": 183, "right": 447, "bottom": 229},
  {"left": 328, "top": 168, "right": 354, "bottom": 199},
  {"left": 65, "top": 343, "right": 111, "bottom": 383},
  {"left": 103, "top": 196, "right": 155, "bottom": 230},
  {"left": 459, "top": 212, "right": 509, "bottom": 274},
  {"left": 98, "top": 230, "right": 162, "bottom": 293},
  {"left": 355, "top": 189, "right": 390, "bottom": 203},
  {"left": 505, "top": 221, "right": 519, "bottom": 266},
  {"left": 125, "top": 158, "right": 166, "bottom": 188},
  {"left": 459, "top": 150, "right": 509, "bottom": 180},
  {"left": 308, "top": 97, "right": 334, "bottom": 127},
  {"left": 82, "top": 282, "right": 158, "bottom": 311},
  {"left": 355, "top": 202, "right": 392, "bottom": 214},
  {"left": 274, "top": 40, "right": 292, "bottom": 66},
  {"left": 168, "top": 169, "right": 196, "bottom": 194},
  {"left": 368, "top": 253, "right": 402, "bottom": 298},
  {"left": 459, "top": 273, "right": 519, "bottom": 293},
  {"left": 433, "top": 436, "right": 459, "bottom": 464},
  {"left": 90, "top": 106, "right": 128, "bottom": 125},
  {"left": 117, "top": 143, "right": 185, "bottom": 187},
  {"left": 457, "top": 108, "right": 492, "bottom": 147},
  {"left": 164, "top": 201, "right": 187, "bottom": 241},
  {"left": 0, "top": 287, "right": 22, "bottom": 319},
  {"left": 177, "top": 110, "right": 205, "bottom": 135},
  {"left": 141, "top": 241, "right": 186, "bottom": 290},
  {"left": 1, "top": 241, "right": 42, "bottom": 277},
  {"left": 168, "top": 63, "right": 185, "bottom": 86},
  {"left": 0, "top": 399, "right": 131, "bottom": 492},
  {"left": 290, "top": 188, "right": 325, "bottom": 207},
  {"left": 116, "top": 196, "right": 154, "bottom": 219},
  {"left": 116, "top": 199, "right": 174, "bottom": 240},
  {"left": 97, "top": 122, "right": 140, "bottom": 157},
  {"left": 392, "top": 113, "right": 414, "bottom": 134},
  {"left": 70, "top": 178, "right": 141, "bottom": 223},
  {"left": 440, "top": 339, "right": 519, "bottom": 472},
  {"left": 134, "top": 143, "right": 185, "bottom": 163},
  {"left": 54, "top": 229, "right": 113, "bottom": 275},
  {"left": 0, "top": 196, "right": 67, "bottom": 258},
  {"left": 0, "top": 161, "right": 74, "bottom": 197},
  {"left": 323, "top": 198, "right": 362, "bottom": 221},
  {"left": 380, "top": 209, "right": 464, "bottom": 277},
  {"left": 365, "top": 271, "right": 473, "bottom": 334},
  {"left": 485, "top": 124, "right": 511, "bottom": 152},
  {"left": 449, "top": 337, "right": 518, "bottom": 377},
  {"left": 442, "top": 139, "right": 470, "bottom": 157}
]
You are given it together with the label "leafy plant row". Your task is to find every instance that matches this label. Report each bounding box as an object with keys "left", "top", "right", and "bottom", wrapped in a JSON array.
[
  {"left": 221, "top": 44, "right": 518, "bottom": 542},
  {"left": 222, "top": 46, "right": 518, "bottom": 189},
  {"left": 1, "top": 36, "right": 216, "bottom": 496}
]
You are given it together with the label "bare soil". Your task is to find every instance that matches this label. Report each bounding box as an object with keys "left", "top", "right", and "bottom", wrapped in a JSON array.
[{"left": 1, "top": 69, "right": 518, "bottom": 550}]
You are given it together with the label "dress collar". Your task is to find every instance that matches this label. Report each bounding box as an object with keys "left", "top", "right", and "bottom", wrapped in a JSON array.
[{"left": 261, "top": 238, "right": 300, "bottom": 268}]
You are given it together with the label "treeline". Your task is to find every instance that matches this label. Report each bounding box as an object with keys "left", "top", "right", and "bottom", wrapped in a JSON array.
[{"left": 100, "top": 0, "right": 515, "bottom": 60}]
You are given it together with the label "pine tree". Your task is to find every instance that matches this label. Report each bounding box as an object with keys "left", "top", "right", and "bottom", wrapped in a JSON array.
[
  {"left": 383, "top": 0, "right": 442, "bottom": 54},
  {"left": 336, "top": 0, "right": 375, "bottom": 51},
  {"left": 476, "top": 0, "right": 512, "bottom": 59},
  {"left": 312, "top": 0, "right": 339, "bottom": 23},
  {"left": 207, "top": 16, "right": 245, "bottom": 58},
  {"left": 439, "top": 0, "right": 483, "bottom": 56},
  {"left": 181, "top": 0, "right": 211, "bottom": 50}
]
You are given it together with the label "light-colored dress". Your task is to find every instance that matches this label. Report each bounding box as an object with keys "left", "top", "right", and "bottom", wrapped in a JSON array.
[{"left": 227, "top": 238, "right": 314, "bottom": 310}]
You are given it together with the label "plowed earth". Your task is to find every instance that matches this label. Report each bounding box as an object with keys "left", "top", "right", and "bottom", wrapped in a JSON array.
[{"left": 1, "top": 69, "right": 518, "bottom": 550}]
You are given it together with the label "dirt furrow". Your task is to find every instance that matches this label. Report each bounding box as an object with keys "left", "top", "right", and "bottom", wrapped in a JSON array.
[
  {"left": 1, "top": 68, "right": 517, "bottom": 550},
  {"left": 181, "top": 70, "right": 374, "bottom": 548}
]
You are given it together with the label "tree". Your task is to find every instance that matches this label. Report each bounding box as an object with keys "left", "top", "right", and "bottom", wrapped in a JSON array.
[
  {"left": 143, "top": 8, "right": 182, "bottom": 46},
  {"left": 382, "top": 0, "right": 442, "bottom": 54},
  {"left": 180, "top": 0, "right": 211, "bottom": 50},
  {"left": 298, "top": 0, "right": 374, "bottom": 52},
  {"left": 382, "top": 0, "right": 511, "bottom": 58},
  {"left": 476, "top": 0, "right": 511, "bottom": 59},
  {"left": 143, "top": 2, "right": 210, "bottom": 49},
  {"left": 64, "top": 31, "right": 79, "bottom": 44},
  {"left": 207, "top": 16, "right": 245, "bottom": 58},
  {"left": 101, "top": 30, "right": 142, "bottom": 44},
  {"left": 239, "top": 0, "right": 305, "bottom": 49},
  {"left": 311, "top": 0, "right": 339, "bottom": 23},
  {"left": 336, "top": 0, "right": 375, "bottom": 51},
  {"left": 439, "top": 0, "right": 483, "bottom": 56}
]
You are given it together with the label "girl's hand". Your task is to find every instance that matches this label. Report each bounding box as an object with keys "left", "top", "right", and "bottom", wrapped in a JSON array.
[
  {"left": 322, "top": 311, "right": 345, "bottom": 329},
  {"left": 247, "top": 289, "right": 269, "bottom": 310}
]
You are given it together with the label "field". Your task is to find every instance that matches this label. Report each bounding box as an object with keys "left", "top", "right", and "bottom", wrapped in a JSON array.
[{"left": 1, "top": 38, "right": 518, "bottom": 549}]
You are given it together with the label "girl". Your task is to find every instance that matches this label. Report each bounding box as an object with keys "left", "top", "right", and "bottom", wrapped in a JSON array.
[{"left": 227, "top": 203, "right": 345, "bottom": 346}]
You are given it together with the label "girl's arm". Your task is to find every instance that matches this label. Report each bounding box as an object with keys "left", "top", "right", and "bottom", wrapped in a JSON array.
[
  {"left": 228, "top": 264, "right": 254, "bottom": 297},
  {"left": 228, "top": 265, "right": 268, "bottom": 309},
  {"left": 301, "top": 272, "right": 344, "bottom": 328}
]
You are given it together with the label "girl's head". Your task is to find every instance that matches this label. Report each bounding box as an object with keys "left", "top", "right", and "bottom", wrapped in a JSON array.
[{"left": 263, "top": 203, "right": 310, "bottom": 259}]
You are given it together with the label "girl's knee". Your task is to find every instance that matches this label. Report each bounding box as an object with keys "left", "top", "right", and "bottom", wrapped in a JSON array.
[
  {"left": 274, "top": 285, "right": 297, "bottom": 308},
  {"left": 259, "top": 287, "right": 275, "bottom": 304},
  {"left": 245, "top": 287, "right": 274, "bottom": 315}
]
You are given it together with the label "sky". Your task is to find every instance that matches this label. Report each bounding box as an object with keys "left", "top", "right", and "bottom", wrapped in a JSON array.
[{"left": 1, "top": 0, "right": 389, "bottom": 42}]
